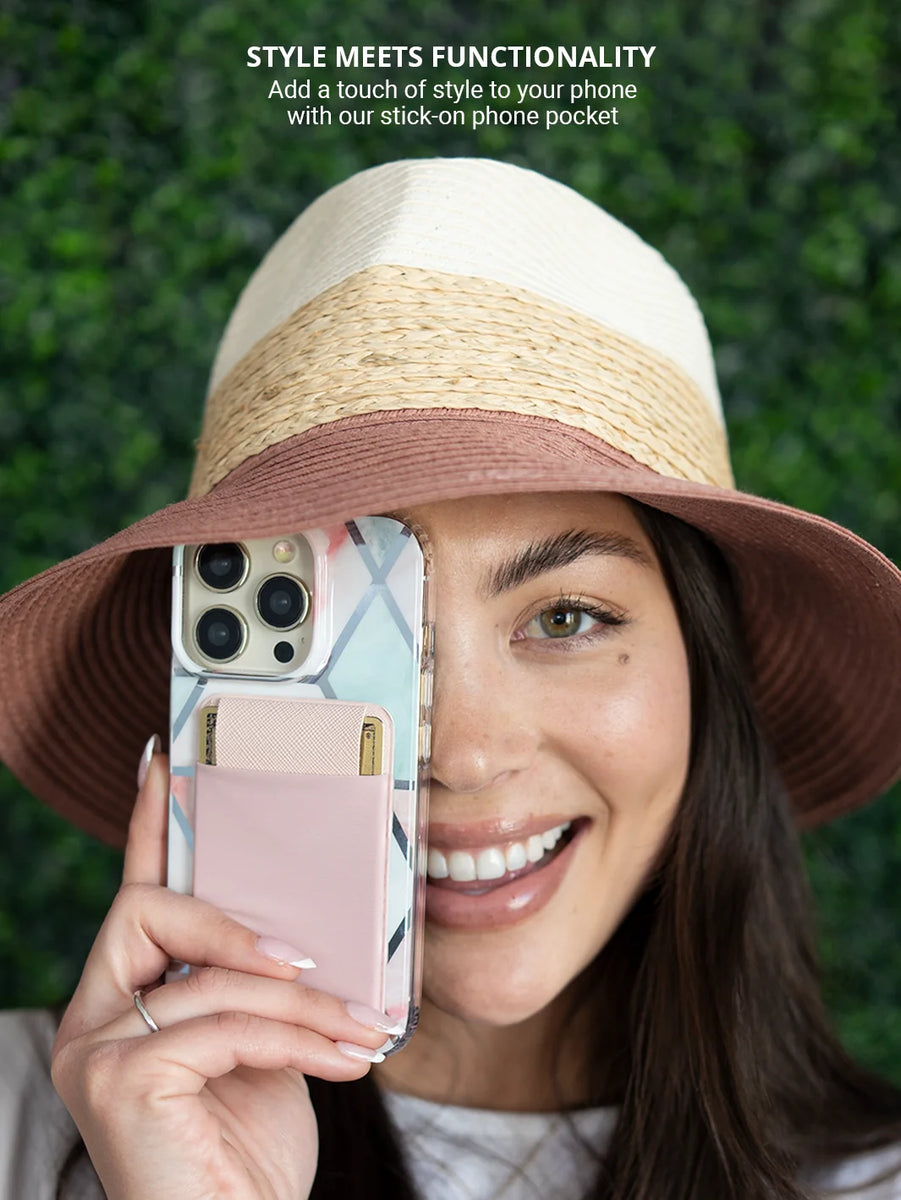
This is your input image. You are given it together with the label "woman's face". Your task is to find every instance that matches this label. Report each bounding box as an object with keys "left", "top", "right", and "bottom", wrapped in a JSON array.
[{"left": 402, "top": 492, "right": 691, "bottom": 1027}]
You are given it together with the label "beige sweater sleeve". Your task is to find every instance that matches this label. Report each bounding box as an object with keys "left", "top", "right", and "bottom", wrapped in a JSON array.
[{"left": 0, "top": 1009, "right": 102, "bottom": 1200}]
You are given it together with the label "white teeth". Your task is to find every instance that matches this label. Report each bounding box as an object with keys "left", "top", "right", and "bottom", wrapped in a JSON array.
[
  {"left": 505, "top": 841, "right": 527, "bottom": 871},
  {"left": 476, "top": 847, "right": 507, "bottom": 880},
  {"left": 526, "top": 834, "right": 546, "bottom": 862},
  {"left": 427, "top": 849, "right": 449, "bottom": 878},
  {"left": 448, "top": 850, "right": 477, "bottom": 881},
  {"left": 428, "top": 822, "right": 574, "bottom": 880}
]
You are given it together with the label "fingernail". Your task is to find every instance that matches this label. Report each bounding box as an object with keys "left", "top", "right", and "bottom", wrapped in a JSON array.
[
  {"left": 336, "top": 1041, "right": 386, "bottom": 1064},
  {"left": 255, "top": 936, "right": 316, "bottom": 969},
  {"left": 344, "top": 1001, "right": 406, "bottom": 1036},
  {"left": 137, "top": 734, "right": 162, "bottom": 789}
]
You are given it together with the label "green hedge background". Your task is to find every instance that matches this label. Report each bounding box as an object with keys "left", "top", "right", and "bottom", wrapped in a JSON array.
[{"left": 2, "top": 0, "right": 900, "bottom": 1079}]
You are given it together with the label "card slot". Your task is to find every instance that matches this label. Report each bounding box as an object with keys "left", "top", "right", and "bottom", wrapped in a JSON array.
[
  {"left": 193, "top": 762, "right": 392, "bottom": 1008},
  {"left": 204, "top": 694, "right": 393, "bottom": 775}
]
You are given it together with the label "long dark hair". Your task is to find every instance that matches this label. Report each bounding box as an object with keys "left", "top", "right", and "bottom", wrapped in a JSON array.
[
  {"left": 58, "top": 503, "right": 901, "bottom": 1199},
  {"left": 305, "top": 502, "right": 901, "bottom": 1199}
]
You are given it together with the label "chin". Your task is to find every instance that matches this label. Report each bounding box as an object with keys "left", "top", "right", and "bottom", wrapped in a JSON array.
[{"left": 421, "top": 929, "right": 578, "bottom": 1028}]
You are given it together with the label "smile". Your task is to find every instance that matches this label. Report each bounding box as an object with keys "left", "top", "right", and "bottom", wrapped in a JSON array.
[
  {"left": 424, "top": 818, "right": 586, "bottom": 930},
  {"left": 427, "top": 821, "right": 573, "bottom": 887}
]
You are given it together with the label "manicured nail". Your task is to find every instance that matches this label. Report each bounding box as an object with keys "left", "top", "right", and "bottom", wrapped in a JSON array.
[
  {"left": 255, "top": 936, "right": 316, "bottom": 969},
  {"left": 344, "top": 1001, "right": 406, "bottom": 1036},
  {"left": 336, "top": 1041, "right": 386, "bottom": 1063},
  {"left": 137, "top": 734, "right": 162, "bottom": 789}
]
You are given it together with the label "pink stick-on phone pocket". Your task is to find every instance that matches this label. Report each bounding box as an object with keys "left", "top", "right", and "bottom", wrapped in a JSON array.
[{"left": 193, "top": 763, "right": 392, "bottom": 1008}]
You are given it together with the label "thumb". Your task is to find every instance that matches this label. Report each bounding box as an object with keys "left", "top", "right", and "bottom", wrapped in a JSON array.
[{"left": 122, "top": 736, "right": 169, "bottom": 886}]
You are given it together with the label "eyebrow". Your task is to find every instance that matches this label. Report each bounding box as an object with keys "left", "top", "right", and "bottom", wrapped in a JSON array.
[{"left": 484, "top": 529, "right": 653, "bottom": 597}]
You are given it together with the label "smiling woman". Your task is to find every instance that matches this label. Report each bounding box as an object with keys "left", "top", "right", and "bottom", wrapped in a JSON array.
[
  {"left": 377, "top": 494, "right": 693, "bottom": 1108},
  {"left": 2, "top": 159, "right": 901, "bottom": 1200},
  {"left": 405, "top": 495, "right": 688, "bottom": 949}
]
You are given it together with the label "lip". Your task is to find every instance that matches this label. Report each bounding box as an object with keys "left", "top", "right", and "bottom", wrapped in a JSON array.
[
  {"left": 425, "top": 820, "right": 587, "bottom": 931},
  {"left": 427, "top": 813, "right": 577, "bottom": 852}
]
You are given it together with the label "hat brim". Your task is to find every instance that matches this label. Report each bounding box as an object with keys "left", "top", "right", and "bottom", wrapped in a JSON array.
[{"left": 3, "top": 409, "right": 899, "bottom": 845}]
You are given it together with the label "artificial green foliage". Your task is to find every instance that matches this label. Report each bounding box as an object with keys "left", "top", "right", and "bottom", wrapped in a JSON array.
[{"left": 2, "top": 0, "right": 899, "bottom": 1081}]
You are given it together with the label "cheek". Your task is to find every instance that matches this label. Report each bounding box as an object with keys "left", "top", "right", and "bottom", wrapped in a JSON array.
[{"left": 559, "top": 632, "right": 692, "bottom": 819}]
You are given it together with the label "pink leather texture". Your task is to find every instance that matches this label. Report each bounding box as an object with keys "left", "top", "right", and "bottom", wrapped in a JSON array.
[
  {"left": 193, "top": 763, "right": 392, "bottom": 1007},
  {"left": 210, "top": 695, "right": 375, "bottom": 774}
]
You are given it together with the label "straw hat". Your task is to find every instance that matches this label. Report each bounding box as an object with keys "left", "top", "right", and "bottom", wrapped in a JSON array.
[{"left": 2, "top": 158, "right": 900, "bottom": 845}]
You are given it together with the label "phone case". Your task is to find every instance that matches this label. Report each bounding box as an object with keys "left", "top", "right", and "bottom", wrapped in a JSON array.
[{"left": 167, "top": 517, "right": 432, "bottom": 1051}]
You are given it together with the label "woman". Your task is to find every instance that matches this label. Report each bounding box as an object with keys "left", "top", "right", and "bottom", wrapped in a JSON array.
[{"left": 2, "top": 158, "right": 901, "bottom": 1199}]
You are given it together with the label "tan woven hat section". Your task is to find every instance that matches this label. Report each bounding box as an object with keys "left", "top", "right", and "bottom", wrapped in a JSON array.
[{"left": 190, "top": 265, "right": 733, "bottom": 497}]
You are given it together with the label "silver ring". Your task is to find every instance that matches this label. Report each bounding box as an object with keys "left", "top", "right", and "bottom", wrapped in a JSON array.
[{"left": 133, "top": 988, "right": 161, "bottom": 1033}]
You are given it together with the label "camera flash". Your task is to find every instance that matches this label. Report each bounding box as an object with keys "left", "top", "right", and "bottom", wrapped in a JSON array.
[{"left": 273, "top": 540, "right": 296, "bottom": 564}]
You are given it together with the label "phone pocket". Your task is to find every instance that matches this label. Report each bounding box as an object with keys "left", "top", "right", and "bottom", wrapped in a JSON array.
[{"left": 193, "top": 763, "right": 392, "bottom": 1008}]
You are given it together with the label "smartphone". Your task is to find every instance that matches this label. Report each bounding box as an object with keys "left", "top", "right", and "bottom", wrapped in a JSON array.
[{"left": 167, "top": 516, "right": 432, "bottom": 1052}]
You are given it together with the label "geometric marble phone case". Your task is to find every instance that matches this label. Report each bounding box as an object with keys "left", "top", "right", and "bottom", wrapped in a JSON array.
[{"left": 167, "top": 516, "right": 432, "bottom": 1051}]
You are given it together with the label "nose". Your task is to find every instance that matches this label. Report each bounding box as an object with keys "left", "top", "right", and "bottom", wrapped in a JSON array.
[{"left": 428, "top": 633, "right": 538, "bottom": 796}]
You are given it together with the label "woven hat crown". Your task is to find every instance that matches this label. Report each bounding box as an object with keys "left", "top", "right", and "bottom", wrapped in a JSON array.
[{"left": 191, "top": 158, "right": 732, "bottom": 497}]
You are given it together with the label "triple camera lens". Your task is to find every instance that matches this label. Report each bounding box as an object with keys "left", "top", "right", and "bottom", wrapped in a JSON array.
[{"left": 193, "top": 544, "right": 310, "bottom": 662}]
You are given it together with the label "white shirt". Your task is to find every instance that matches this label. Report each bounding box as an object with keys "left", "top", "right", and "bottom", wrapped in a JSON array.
[
  {"left": 383, "top": 1090, "right": 616, "bottom": 1199},
  {"left": 382, "top": 1089, "right": 901, "bottom": 1200}
]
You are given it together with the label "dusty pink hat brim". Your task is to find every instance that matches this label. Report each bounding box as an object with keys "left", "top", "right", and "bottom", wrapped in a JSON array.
[{"left": 2, "top": 410, "right": 899, "bottom": 845}]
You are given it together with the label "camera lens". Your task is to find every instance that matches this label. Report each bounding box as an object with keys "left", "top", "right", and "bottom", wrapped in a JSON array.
[
  {"left": 196, "top": 543, "right": 247, "bottom": 591},
  {"left": 256, "top": 575, "right": 309, "bottom": 630},
  {"left": 195, "top": 608, "right": 246, "bottom": 661}
]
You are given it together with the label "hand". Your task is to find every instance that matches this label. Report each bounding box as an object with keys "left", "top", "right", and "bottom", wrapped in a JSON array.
[{"left": 52, "top": 744, "right": 391, "bottom": 1200}]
